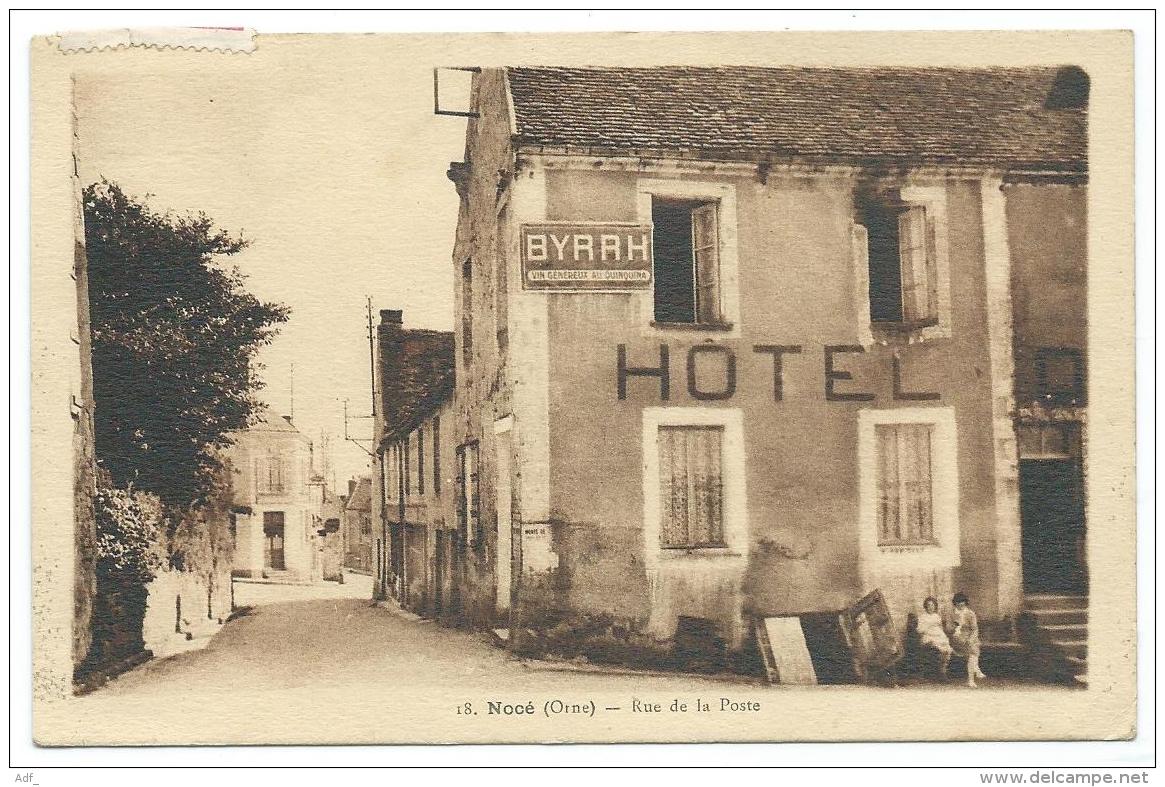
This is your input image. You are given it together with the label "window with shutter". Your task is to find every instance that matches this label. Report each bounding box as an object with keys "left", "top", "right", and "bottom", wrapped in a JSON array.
[
  {"left": 396, "top": 444, "right": 405, "bottom": 505},
  {"left": 875, "top": 423, "right": 936, "bottom": 546},
  {"left": 692, "top": 203, "right": 721, "bottom": 324},
  {"left": 380, "top": 449, "right": 390, "bottom": 508},
  {"left": 651, "top": 199, "right": 723, "bottom": 326},
  {"left": 455, "top": 445, "right": 466, "bottom": 534},
  {"left": 898, "top": 205, "right": 938, "bottom": 324},
  {"left": 858, "top": 191, "right": 940, "bottom": 331},
  {"left": 265, "top": 451, "right": 284, "bottom": 493},
  {"left": 658, "top": 425, "right": 725, "bottom": 549},
  {"left": 417, "top": 428, "right": 425, "bottom": 495},
  {"left": 455, "top": 442, "right": 480, "bottom": 544},
  {"left": 404, "top": 435, "right": 411, "bottom": 496}
]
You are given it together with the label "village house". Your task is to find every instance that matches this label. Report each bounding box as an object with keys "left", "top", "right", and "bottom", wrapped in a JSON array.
[
  {"left": 371, "top": 312, "right": 457, "bottom": 611},
  {"left": 373, "top": 65, "right": 1087, "bottom": 680},
  {"left": 228, "top": 416, "right": 326, "bottom": 582},
  {"left": 341, "top": 476, "right": 374, "bottom": 574}
]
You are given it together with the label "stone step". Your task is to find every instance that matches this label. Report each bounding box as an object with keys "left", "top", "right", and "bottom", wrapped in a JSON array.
[
  {"left": 1064, "top": 655, "right": 1088, "bottom": 674},
  {"left": 1026, "top": 607, "right": 1088, "bottom": 625},
  {"left": 1049, "top": 638, "right": 1087, "bottom": 659},
  {"left": 1039, "top": 623, "right": 1088, "bottom": 639},
  {"left": 1024, "top": 594, "right": 1088, "bottom": 612}
]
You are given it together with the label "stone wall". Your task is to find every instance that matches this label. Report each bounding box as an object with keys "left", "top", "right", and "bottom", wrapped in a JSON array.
[{"left": 142, "top": 566, "right": 233, "bottom": 657}]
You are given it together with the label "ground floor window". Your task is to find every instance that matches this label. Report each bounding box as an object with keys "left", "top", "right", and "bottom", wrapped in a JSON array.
[
  {"left": 455, "top": 441, "right": 480, "bottom": 544},
  {"left": 858, "top": 407, "right": 959, "bottom": 571},
  {"left": 642, "top": 407, "right": 746, "bottom": 567},
  {"left": 657, "top": 425, "right": 725, "bottom": 549},
  {"left": 875, "top": 423, "right": 935, "bottom": 546}
]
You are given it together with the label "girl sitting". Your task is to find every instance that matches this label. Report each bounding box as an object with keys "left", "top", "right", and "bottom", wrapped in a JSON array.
[{"left": 916, "top": 596, "right": 953, "bottom": 679}]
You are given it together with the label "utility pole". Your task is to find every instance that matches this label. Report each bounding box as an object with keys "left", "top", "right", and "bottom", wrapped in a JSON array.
[
  {"left": 367, "top": 296, "right": 377, "bottom": 419},
  {"left": 342, "top": 299, "right": 379, "bottom": 459},
  {"left": 290, "top": 362, "right": 295, "bottom": 422}
]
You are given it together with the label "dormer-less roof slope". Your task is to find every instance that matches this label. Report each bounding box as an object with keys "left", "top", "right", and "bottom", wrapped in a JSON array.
[
  {"left": 345, "top": 477, "right": 372, "bottom": 512},
  {"left": 506, "top": 66, "right": 1087, "bottom": 173},
  {"left": 387, "top": 330, "right": 455, "bottom": 442}
]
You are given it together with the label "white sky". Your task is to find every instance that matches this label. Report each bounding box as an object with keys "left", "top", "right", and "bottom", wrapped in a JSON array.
[{"left": 74, "top": 46, "right": 473, "bottom": 486}]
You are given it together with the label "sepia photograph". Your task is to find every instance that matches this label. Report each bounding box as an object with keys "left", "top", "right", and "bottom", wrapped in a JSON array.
[{"left": 21, "top": 15, "right": 1144, "bottom": 768}]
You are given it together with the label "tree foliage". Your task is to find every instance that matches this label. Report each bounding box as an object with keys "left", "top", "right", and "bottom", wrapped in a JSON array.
[
  {"left": 94, "top": 477, "right": 165, "bottom": 586},
  {"left": 84, "top": 182, "right": 290, "bottom": 506}
]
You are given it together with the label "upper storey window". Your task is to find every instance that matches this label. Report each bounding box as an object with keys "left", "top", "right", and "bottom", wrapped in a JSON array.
[
  {"left": 651, "top": 199, "right": 723, "bottom": 326},
  {"left": 858, "top": 197, "right": 937, "bottom": 328},
  {"left": 852, "top": 184, "right": 950, "bottom": 344}
]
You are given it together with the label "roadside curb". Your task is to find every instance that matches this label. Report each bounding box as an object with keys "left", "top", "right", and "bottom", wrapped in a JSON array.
[{"left": 516, "top": 657, "right": 764, "bottom": 687}]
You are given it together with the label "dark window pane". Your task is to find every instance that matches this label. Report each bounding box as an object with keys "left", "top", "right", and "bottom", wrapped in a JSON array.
[
  {"left": 652, "top": 201, "right": 697, "bottom": 323},
  {"left": 861, "top": 201, "right": 904, "bottom": 323}
]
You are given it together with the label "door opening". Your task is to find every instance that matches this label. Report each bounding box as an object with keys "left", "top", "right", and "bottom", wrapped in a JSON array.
[
  {"left": 1017, "top": 422, "right": 1086, "bottom": 594},
  {"left": 263, "top": 511, "right": 286, "bottom": 570}
]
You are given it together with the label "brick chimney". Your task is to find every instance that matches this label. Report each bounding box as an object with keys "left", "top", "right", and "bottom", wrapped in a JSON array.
[
  {"left": 377, "top": 309, "right": 404, "bottom": 440},
  {"left": 348, "top": 478, "right": 357, "bottom": 499}
]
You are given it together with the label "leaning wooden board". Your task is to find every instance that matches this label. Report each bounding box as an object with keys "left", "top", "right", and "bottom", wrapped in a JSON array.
[{"left": 757, "top": 616, "right": 818, "bottom": 685}]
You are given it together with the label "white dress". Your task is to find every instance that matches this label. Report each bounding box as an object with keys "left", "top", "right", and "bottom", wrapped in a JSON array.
[{"left": 917, "top": 611, "right": 953, "bottom": 654}]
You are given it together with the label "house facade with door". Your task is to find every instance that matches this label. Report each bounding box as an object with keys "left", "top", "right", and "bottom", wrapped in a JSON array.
[
  {"left": 341, "top": 476, "right": 374, "bottom": 573},
  {"left": 378, "top": 65, "right": 1087, "bottom": 668},
  {"left": 228, "top": 416, "right": 322, "bottom": 581},
  {"left": 370, "top": 311, "right": 461, "bottom": 615}
]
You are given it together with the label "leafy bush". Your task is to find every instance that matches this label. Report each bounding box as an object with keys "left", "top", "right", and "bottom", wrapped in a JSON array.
[{"left": 94, "top": 481, "right": 164, "bottom": 585}]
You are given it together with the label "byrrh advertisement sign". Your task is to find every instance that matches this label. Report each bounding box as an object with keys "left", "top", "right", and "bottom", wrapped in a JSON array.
[{"left": 521, "top": 222, "right": 653, "bottom": 291}]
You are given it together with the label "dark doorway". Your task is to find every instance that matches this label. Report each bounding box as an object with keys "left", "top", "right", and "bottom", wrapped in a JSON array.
[
  {"left": 1019, "top": 459, "right": 1087, "bottom": 594},
  {"left": 434, "top": 530, "right": 447, "bottom": 615},
  {"left": 389, "top": 524, "right": 404, "bottom": 598},
  {"left": 263, "top": 511, "right": 286, "bottom": 570}
]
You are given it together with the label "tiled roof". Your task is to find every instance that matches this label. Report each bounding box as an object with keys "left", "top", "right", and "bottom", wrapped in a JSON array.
[
  {"left": 505, "top": 66, "right": 1087, "bottom": 172},
  {"left": 346, "top": 477, "right": 372, "bottom": 511},
  {"left": 238, "top": 415, "right": 308, "bottom": 436},
  {"left": 386, "top": 330, "right": 454, "bottom": 440}
]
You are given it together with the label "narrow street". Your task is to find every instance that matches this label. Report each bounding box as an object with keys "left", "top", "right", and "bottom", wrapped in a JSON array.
[
  {"left": 40, "top": 578, "right": 764, "bottom": 746},
  {"left": 37, "top": 577, "right": 1064, "bottom": 747}
]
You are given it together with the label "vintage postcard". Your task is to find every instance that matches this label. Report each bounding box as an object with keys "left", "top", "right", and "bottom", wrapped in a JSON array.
[{"left": 28, "top": 28, "right": 1136, "bottom": 748}]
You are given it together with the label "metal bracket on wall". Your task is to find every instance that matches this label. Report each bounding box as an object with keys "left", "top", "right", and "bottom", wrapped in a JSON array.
[{"left": 433, "top": 66, "right": 481, "bottom": 118}]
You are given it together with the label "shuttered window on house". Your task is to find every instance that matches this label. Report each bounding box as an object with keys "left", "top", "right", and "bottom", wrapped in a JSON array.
[
  {"left": 897, "top": 205, "right": 938, "bottom": 325},
  {"left": 381, "top": 448, "right": 391, "bottom": 507},
  {"left": 651, "top": 199, "right": 722, "bottom": 325},
  {"left": 397, "top": 444, "right": 405, "bottom": 504},
  {"left": 861, "top": 195, "right": 938, "bottom": 329},
  {"left": 876, "top": 423, "right": 936, "bottom": 546},
  {"left": 456, "top": 442, "right": 480, "bottom": 544},
  {"left": 692, "top": 203, "right": 721, "bottom": 324},
  {"left": 658, "top": 425, "right": 725, "bottom": 549},
  {"left": 265, "top": 452, "right": 284, "bottom": 493},
  {"left": 417, "top": 427, "right": 425, "bottom": 495}
]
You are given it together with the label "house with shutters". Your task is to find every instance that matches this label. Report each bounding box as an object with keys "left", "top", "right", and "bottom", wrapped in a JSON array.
[
  {"left": 373, "top": 65, "right": 1088, "bottom": 679},
  {"left": 228, "top": 416, "right": 325, "bottom": 582}
]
